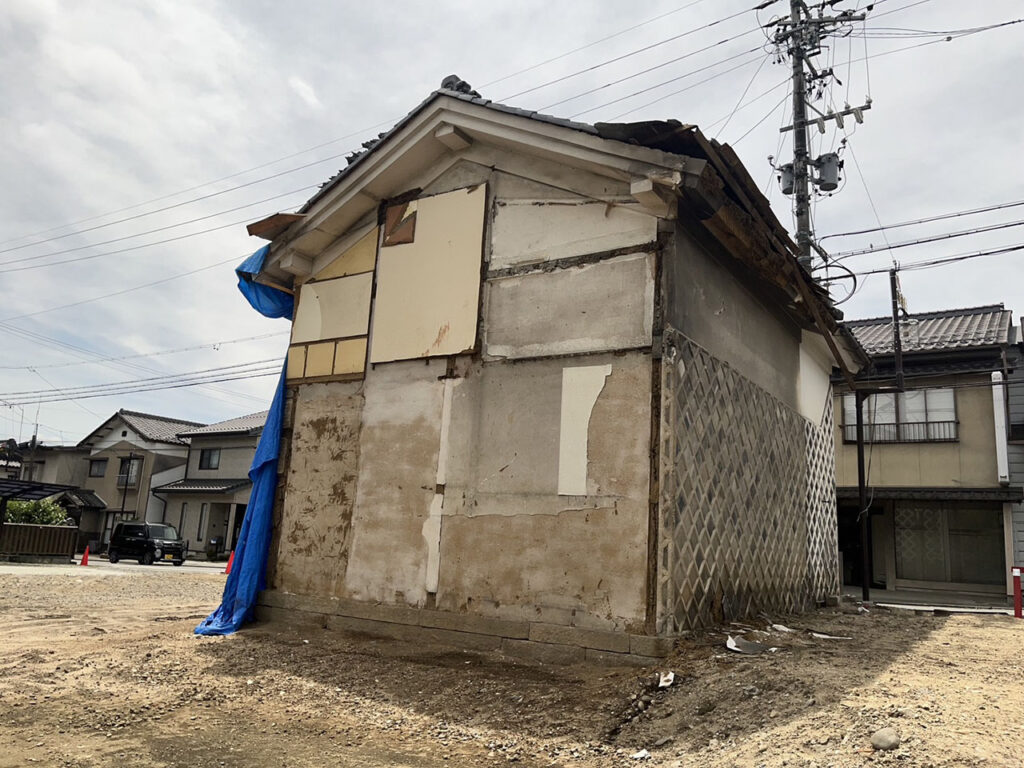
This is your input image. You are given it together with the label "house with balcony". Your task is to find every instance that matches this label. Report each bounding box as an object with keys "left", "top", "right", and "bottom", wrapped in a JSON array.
[
  {"left": 77, "top": 409, "right": 203, "bottom": 552},
  {"left": 152, "top": 411, "right": 265, "bottom": 558},
  {"left": 834, "top": 305, "right": 1020, "bottom": 600}
]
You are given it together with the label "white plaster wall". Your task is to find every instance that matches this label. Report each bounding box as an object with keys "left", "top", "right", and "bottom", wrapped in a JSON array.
[
  {"left": 797, "top": 331, "right": 834, "bottom": 426},
  {"left": 484, "top": 252, "right": 655, "bottom": 360},
  {"left": 490, "top": 199, "right": 657, "bottom": 270}
]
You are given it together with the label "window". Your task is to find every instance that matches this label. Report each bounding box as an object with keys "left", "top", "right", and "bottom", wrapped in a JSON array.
[
  {"left": 117, "top": 456, "right": 141, "bottom": 487},
  {"left": 842, "top": 388, "right": 958, "bottom": 443},
  {"left": 88, "top": 459, "right": 108, "bottom": 478},
  {"left": 198, "top": 448, "right": 221, "bottom": 470}
]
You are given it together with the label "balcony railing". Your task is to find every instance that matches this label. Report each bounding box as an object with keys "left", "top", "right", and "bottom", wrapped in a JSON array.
[{"left": 842, "top": 420, "right": 958, "bottom": 444}]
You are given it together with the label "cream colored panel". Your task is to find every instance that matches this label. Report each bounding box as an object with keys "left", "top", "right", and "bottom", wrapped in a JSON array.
[
  {"left": 286, "top": 345, "right": 307, "bottom": 380},
  {"left": 315, "top": 227, "right": 379, "bottom": 280},
  {"left": 557, "top": 364, "right": 612, "bottom": 495},
  {"left": 304, "top": 342, "right": 335, "bottom": 377},
  {"left": 333, "top": 337, "right": 367, "bottom": 375},
  {"left": 370, "top": 185, "right": 486, "bottom": 363},
  {"left": 291, "top": 272, "right": 373, "bottom": 344},
  {"left": 490, "top": 200, "right": 657, "bottom": 270}
]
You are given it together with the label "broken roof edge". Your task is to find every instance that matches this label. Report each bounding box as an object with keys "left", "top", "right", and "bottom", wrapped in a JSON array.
[{"left": 252, "top": 75, "right": 844, "bottom": 342}]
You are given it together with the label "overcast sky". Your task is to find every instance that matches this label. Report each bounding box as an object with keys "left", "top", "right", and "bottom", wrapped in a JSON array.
[{"left": 1, "top": 0, "right": 1021, "bottom": 443}]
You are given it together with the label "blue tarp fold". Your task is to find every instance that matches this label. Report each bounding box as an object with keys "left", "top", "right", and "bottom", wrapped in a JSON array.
[{"left": 195, "top": 247, "right": 293, "bottom": 636}]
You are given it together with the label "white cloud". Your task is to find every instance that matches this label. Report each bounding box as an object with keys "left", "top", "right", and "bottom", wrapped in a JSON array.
[{"left": 288, "top": 76, "right": 323, "bottom": 110}]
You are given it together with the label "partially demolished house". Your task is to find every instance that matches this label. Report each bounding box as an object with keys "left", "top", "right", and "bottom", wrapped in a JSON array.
[{"left": 244, "top": 77, "right": 861, "bottom": 660}]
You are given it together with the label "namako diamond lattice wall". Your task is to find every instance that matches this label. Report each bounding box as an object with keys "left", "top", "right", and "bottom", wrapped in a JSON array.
[{"left": 657, "top": 330, "right": 839, "bottom": 632}]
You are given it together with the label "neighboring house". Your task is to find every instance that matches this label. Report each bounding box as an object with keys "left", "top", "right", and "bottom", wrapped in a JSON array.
[
  {"left": 19, "top": 443, "right": 90, "bottom": 486},
  {"left": 239, "top": 76, "right": 861, "bottom": 654},
  {"left": 1005, "top": 329, "right": 1024, "bottom": 571},
  {"left": 152, "top": 411, "right": 265, "bottom": 558},
  {"left": 77, "top": 409, "right": 203, "bottom": 551},
  {"left": 834, "top": 305, "right": 1020, "bottom": 600}
]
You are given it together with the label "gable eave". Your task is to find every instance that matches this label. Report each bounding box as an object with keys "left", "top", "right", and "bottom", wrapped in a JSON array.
[{"left": 260, "top": 92, "right": 695, "bottom": 279}]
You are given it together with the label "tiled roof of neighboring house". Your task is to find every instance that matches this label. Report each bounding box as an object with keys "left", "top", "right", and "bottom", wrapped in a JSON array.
[
  {"left": 178, "top": 411, "right": 268, "bottom": 438},
  {"left": 119, "top": 410, "right": 205, "bottom": 445},
  {"left": 845, "top": 305, "right": 1013, "bottom": 356},
  {"left": 79, "top": 410, "right": 205, "bottom": 448},
  {"left": 152, "top": 478, "right": 251, "bottom": 494}
]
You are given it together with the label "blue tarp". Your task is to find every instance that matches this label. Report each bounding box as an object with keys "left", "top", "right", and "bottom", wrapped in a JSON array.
[{"left": 195, "top": 246, "right": 293, "bottom": 636}]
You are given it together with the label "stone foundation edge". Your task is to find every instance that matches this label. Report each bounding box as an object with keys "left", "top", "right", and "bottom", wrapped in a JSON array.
[{"left": 254, "top": 591, "right": 674, "bottom": 666}]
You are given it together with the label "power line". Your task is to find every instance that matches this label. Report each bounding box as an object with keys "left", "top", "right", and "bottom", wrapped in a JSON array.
[
  {"left": 578, "top": 50, "right": 767, "bottom": 119},
  {"left": 820, "top": 197, "right": 1024, "bottom": 242},
  {"left": 481, "top": 0, "right": 716, "bottom": 88},
  {"left": 0, "top": 2, "right": 752, "bottom": 252},
  {"left": 502, "top": 5, "right": 761, "bottom": 101},
  {"left": 540, "top": 29, "right": 762, "bottom": 112},
  {"left": 0, "top": 186, "right": 316, "bottom": 268},
  {"left": 830, "top": 217, "right": 1024, "bottom": 260},
  {"left": 850, "top": 242, "right": 1024, "bottom": 276},
  {"left": 0, "top": 331, "right": 288, "bottom": 370}
]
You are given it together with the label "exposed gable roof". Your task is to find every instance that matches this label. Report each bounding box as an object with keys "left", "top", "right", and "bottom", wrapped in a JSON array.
[
  {"left": 79, "top": 409, "right": 205, "bottom": 448},
  {"left": 847, "top": 305, "right": 1013, "bottom": 356},
  {"left": 252, "top": 76, "right": 845, "bottom": 345},
  {"left": 178, "top": 411, "right": 267, "bottom": 438}
]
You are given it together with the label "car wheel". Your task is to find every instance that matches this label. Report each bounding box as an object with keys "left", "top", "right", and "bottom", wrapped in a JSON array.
[
  {"left": 140, "top": 552, "right": 154, "bottom": 566},
  {"left": 108, "top": 550, "right": 119, "bottom": 564},
  {"left": 172, "top": 560, "right": 184, "bottom": 567}
]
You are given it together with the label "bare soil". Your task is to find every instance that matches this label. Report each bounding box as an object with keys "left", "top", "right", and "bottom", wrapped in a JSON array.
[{"left": 0, "top": 565, "right": 1021, "bottom": 767}]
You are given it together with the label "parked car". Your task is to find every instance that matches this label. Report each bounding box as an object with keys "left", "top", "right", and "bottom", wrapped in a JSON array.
[{"left": 107, "top": 521, "right": 187, "bottom": 566}]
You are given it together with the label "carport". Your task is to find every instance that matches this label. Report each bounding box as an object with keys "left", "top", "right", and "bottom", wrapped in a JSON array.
[{"left": 0, "top": 479, "right": 77, "bottom": 561}]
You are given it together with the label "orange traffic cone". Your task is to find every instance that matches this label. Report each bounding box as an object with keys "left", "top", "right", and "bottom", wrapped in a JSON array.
[
  {"left": 80, "top": 546, "right": 89, "bottom": 566},
  {"left": 222, "top": 549, "right": 235, "bottom": 575}
]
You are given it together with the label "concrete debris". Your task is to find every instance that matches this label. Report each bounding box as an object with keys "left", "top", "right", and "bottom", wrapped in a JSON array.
[
  {"left": 871, "top": 727, "right": 901, "bottom": 751},
  {"left": 630, "top": 748, "right": 650, "bottom": 759},
  {"left": 657, "top": 671, "right": 675, "bottom": 688},
  {"left": 726, "top": 635, "right": 777, "bottom": 655}
]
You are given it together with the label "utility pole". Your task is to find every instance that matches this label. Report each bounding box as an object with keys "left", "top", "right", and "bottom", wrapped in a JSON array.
[{"left": 768, "top": 0, "right": 870, "bottom": 271}]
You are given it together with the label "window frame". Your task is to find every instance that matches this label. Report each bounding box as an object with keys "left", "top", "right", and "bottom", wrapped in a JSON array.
[
  {"left": 198, "top": 448, "right": 221, "bottom": 471},
  {"left": 841, "top": 387, "right": 959, "bottom": 444},
  {"left": 88, "top": 458, "right": 108, "bottom": 478}
]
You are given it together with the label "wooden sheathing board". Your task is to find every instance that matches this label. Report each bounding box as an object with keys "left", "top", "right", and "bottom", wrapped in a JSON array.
[
  {"left": 285, "top": 227, "right": 378, "bottom": 382},
  {"left": 369, "top": 185, "right": 487, "bottom": 364}
]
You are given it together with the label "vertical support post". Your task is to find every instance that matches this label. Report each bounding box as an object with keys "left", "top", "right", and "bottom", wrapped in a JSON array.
[
  {"left": 855, "top": 390, "right": 871, "bottom": 602},
  {"left": 889, "top": 268, "right": 904, "bottom": 392},
  {"left": 789, "top": 0, "right": 813, "bottom": 269},
  {"left": 1013, "top": 567, "right": 1022, "bottom": 619}
]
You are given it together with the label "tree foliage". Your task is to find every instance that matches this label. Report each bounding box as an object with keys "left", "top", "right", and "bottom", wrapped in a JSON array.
[{"left": 5, "top": 499, "right": 71, "bottom": 526}]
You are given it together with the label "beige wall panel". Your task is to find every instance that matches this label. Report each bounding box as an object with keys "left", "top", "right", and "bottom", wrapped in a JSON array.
[
  {"left": 439, "top": 352, "right": 651, "bottom": 630},
  {"left": 369, "top": 186, "right": 486, "bottom": 364},
  {"left": 834, "top": 375, "right": 1000, "bottom": 488},
  {"left": 333, "top": 337, "right": 367, "bottom": 375},
  {"left": 797, "top": 332, "right": 833, "bottom": 426},
  {"left": 286, "top": 345, "right": 306, "bottom": 380},
  {"left": 292, "top": 272, "right": 373, "bottom": 344},
  {"left": 271, "top": 382, "right": 363, "bottom": 597},
  {"left": 484, "top": 252, "right": 655, "bottom": 360},
  {"left": 304, "top": 342, "right": 335, "bottom": 377},
  {"left": 344, "top": 359, "right": 446, "bottom": 606},
  {"left": 490, "top": 200, "right": 657, "bottom": 270},
  {"left": 314, "top": 226, "right": 378, "bottom": 280}
]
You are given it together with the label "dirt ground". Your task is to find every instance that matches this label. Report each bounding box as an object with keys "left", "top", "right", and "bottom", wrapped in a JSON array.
[{"left": 0, "top": 565, "right": 1021, "bottom": 767}]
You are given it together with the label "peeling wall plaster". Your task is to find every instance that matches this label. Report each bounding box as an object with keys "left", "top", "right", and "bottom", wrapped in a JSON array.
[{"left": 558, "top": 364, "right": 613, "bottom": 495}]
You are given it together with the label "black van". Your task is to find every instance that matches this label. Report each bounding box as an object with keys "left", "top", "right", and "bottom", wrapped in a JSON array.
[{"left": 108, "top": 521, "right": 187, "bottom": 566}]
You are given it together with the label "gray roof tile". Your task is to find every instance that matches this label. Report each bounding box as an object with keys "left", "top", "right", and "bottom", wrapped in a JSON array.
[
  {"left": 846, "top": 305, "right": 1012, "bottom": 356},
  {"left": 118, "top": 410, "right": 205, "bottom": 446},
  {"left": 179, "top": 411, "right": 267, "bottom": 438}
]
